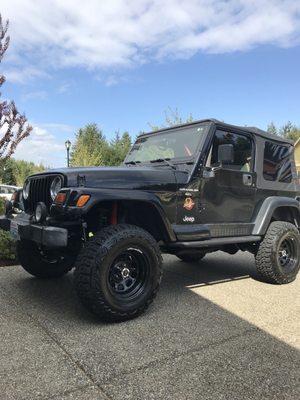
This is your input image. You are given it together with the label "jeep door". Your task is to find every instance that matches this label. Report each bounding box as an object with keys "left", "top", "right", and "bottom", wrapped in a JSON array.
[{"left": 199, "top": 128, "right": 257, "bottom": 235}]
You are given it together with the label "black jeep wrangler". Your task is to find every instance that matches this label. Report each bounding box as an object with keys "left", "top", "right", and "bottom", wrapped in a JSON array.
[{"left": 1, "top": 119, "right": 300, "bottom": 321}]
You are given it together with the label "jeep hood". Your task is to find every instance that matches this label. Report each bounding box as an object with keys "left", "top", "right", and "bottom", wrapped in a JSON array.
[{"left": 43, "top": 166, "right": 189, "bottom": 189}]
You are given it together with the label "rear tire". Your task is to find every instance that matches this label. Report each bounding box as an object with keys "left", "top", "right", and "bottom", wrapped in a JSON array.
[
  {"left": 255, "top": 221, "right": 300, "bottom": 284},
  {"left": 74, "top": 224, "right": 162, "bottom": 322},
  {"left": 17, "top": 240, "right": 75, "bottom": 279},
  {"left": 176, "top": 252, "right": 206, "bottom": 263}
]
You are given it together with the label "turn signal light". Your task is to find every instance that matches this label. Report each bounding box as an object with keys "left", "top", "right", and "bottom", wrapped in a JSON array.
[
  {"left": 76, "top": 194, "right": 90, "bottom": 207},
  {"left": 54, "top": 192, "right": 67, "bottom": 204}
]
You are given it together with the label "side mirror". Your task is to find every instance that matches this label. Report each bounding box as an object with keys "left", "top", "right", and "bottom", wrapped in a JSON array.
[{"left": 218, "top": 144, "right": 234, "bottom": 164}]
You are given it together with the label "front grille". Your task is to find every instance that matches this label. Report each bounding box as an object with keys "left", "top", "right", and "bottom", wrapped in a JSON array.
[{"left": 25, "top": 174, "right": 62, "bottom": 213}]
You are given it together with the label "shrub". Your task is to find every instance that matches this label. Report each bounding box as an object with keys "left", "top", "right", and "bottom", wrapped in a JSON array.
[
  {"left": 0, "top": 230, "right": 16, "bottom": 260},
  {"left": 0, "top": 197, "right": 16, "bottom": 261},
  {"left": 0, "top": 197, "right": 5, "bottom": 215}
]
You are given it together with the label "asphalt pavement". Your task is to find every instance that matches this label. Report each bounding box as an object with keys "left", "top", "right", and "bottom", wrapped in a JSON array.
[{"left": 0, "top": 251, "right": 299, "bottom": 400}]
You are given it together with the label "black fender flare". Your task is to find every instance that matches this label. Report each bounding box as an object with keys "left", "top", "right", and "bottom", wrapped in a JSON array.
[
  {"left": 252, "top": 196, "right": 300, "bottom": 235},
  {"left": 59, "top": 187, "right": 177, "bottom": 242}
]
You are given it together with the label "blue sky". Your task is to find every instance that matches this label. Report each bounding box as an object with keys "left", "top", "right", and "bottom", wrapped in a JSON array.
[{"left": 1, "top": 0, "right": 300, "bottom": 167}]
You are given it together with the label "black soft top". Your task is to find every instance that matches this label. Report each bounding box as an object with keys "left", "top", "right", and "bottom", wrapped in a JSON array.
[{"left": 139, "top": 118, "right": 294, "bottom": 145}]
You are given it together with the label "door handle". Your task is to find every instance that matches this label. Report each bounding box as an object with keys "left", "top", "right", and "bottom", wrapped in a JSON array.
[{"left": 243, "top": 174, "right": 253, "bottom": 186}]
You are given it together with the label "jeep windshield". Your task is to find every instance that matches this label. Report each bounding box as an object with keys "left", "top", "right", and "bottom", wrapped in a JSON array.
[{"left": 125, "top": 123, "right": 210, "bottom": 164}]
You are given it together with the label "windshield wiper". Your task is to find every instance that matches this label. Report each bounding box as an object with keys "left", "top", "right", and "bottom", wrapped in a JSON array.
[
  {"left": 125, "top": 161, "right": 141, "bottom": 165},
  {"left": 150, "top": 158, "right": 177, "bottom": 170}
]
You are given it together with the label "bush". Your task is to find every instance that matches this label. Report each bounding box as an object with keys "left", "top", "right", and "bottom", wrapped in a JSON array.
[
  {"left": 0, "top": 197, "right": 16, "bottom": 261},
  {"left": 0, "top": 230, "right": 16, "bottom": 260},
  {"left": 0, "top": 197, "right": 5, "bottom": 215}
]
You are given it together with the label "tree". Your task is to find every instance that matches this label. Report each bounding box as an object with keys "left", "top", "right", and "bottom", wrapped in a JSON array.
[
  {"left": 267, "top": 121, "right": 300, "bottom": 143},
  {"left": 0, "top": 14, "right": 32, "bottom": 160},
  {"left": 279, "top": 122, "right": 300, "bottom": 143},
  {"left": 105, "top": 131, "right": 132, "bottom": 166},
  {"left": 0, "top": 158, "right": 45, "bottom": 186},
  {"left": 0, "top": 158, "right": 15, "bottom": 185},
  {"left": 70, "top": 124, "right": 108, "bottom": 167},
  {"left": 149, "top": 107, "right": 194, "bottom": 131},
  {"left": 13, "top": 160, "right": 44, "bottom": 186},
  {"left": 70, "top": 124, "right": 132, "bottom": 167},
  {"left": 267, "top": 122, "right": 277, "bottom": 136}
]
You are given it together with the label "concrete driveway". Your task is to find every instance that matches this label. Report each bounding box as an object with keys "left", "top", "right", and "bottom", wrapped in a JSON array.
[{"left": 0, "top": 252, "right": 299, "bottom": 400}]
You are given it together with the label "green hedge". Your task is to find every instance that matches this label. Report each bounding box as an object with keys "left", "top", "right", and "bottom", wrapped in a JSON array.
[{"left": 0, "top": 197, "right": 16, "bottom": 261}]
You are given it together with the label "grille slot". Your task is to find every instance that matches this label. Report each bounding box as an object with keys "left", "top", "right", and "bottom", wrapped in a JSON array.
[{"left": 26, "top": 174, "right": 62, "bottom": 213}]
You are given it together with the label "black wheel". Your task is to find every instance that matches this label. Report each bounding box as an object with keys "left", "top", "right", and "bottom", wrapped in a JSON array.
[
  {"left": 255, "top": 221, "right": 300, "bottom": 284},
  {"left": 176, "top": 252, "right": 206, "bottom": 263},
  {"left": 74, "top": 224, "right": 162, "bottom": 322},
  {"left": 17, "top": 240, "right": 76, "bottom": 279}
]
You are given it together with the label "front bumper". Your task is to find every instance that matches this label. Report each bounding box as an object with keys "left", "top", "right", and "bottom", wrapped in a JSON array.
[{"left": 0, "top": 214, "right": 68, "bottom": 248}]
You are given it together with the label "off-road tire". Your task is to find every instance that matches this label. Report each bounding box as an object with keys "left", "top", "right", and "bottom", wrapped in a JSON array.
[
  {"left": 255, "top": 221, "right": 300, "bottom": 284},
  {"left": 74, "top": 224, "right": 162, "bottom": 322},
  {"left": 17, "top": 240, "right": 75, "bottom": 279},
  {"left": 177, "top": 252, "right": 206, "bottom": 263}
]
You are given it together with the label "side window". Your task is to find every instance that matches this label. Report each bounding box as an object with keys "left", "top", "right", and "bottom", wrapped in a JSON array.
[
  {"left": 263, "top": 141, "right": 293, "bottom": 183},
  {"left": 210, "top": 130, "right": 253, "bottom": 171}
]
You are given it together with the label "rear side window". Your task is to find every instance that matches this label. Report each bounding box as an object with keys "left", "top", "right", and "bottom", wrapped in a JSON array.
[{"left": 263, "top": 141, "right": 293, "bottom": 183}]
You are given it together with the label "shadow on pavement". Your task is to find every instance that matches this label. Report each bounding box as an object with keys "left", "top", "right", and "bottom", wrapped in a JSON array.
[
  {"left": 164, "top": 250, "right": 260, "bottom": 287},
  {"left": 0, "top": 252, "right": 299, "bottom": 399}
]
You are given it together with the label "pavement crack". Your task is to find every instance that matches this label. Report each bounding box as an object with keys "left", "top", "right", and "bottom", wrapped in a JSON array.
[
  {"left": 5, "top": 293, "right": 113, "bottom": 400},
  {"left": 98, "top": 327, "right": 259, "bottom": 386}
]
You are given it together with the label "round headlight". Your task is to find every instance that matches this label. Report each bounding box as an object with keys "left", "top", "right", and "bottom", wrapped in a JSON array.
[
  {"left": 35, "top": 202, "right": 47, "bottom": 223},
  {"left": 50, "top": 176, "right": 63, "bottom": 200},
  {"left": 23, "top": 180, "right": 30, "bottom": 200}
]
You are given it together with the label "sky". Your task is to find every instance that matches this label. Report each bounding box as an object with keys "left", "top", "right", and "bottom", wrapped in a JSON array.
[{"left": 1, "top": 0, "right": 300, "bottom": 167}]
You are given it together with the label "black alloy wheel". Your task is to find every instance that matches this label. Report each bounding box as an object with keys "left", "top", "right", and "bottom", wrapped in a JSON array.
[
  {"left": 108, "top": 248, "right": 150, "bottom": 299},
  {"left": 277, "top": 234, "right": 299, "bottom": 274},
  {"left": 255, "top": 221, "right": 300, "bottom": 284},
  {"left": 74, "top": 224, "right": 162, "bottom": 321}
]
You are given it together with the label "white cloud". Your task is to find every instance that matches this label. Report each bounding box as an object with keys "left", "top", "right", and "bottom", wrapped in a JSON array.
[
  {"left": 57, "top": 82, "right": 72, "bottom": 94},
  {"left": 1, "top": 0, "right": 300, "bottom": 77},
  {"left": 40, "top": 123, "right": 74, "bottom": 133},
  {"left": 21, "top": 90, "right": 48, "bottom": 101},
  {"left": 4, "top": 66, "right": 50, "bottom": 84},
  {"left": 13, "top": 124, "right": 73, "bottom": 167},
  {"left": 96, "top": 74, "right": 129, "bottom": 87}
]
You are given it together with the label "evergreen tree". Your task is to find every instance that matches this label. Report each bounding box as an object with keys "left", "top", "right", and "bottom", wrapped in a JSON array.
[
  {"left": 105, "top": 131, "right": 132, "bottom": 166},
  {"left": 0, "top": 158, "right": 45, "bottom": 185},
  {"left": 279, "top": 122, "right": 300, "bottom": 142},
  {"left": 13, "top": 160, "right": 44, "bottom": 186},
  {"left": 267, "top": 121, "right": 300, "bottom": 143},
  {"left": 267, "top": 122, "right": 277, "bottom": 136},
  {"left": 70, "top": 124, "right": 108, "bottom": 166},
  {"left": 0, "top": 158, "right": 15, "bottom": 185}
]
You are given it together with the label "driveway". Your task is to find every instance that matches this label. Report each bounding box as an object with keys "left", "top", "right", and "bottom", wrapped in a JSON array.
[{"left": 0, "top": 252, "right": 299, "bottom": 400}]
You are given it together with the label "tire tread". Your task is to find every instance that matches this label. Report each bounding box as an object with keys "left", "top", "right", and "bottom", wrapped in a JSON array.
[
  {"left": 74, "top": 224, "right": 162, "bottom": 321},
  {"left": 255, "top": 221, "right": 300, "bottom": 284}
]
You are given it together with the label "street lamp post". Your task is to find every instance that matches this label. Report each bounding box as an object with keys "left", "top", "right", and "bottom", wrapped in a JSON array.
[{"left": 65, "top": 140, "right": 71, "bottom": 167}]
